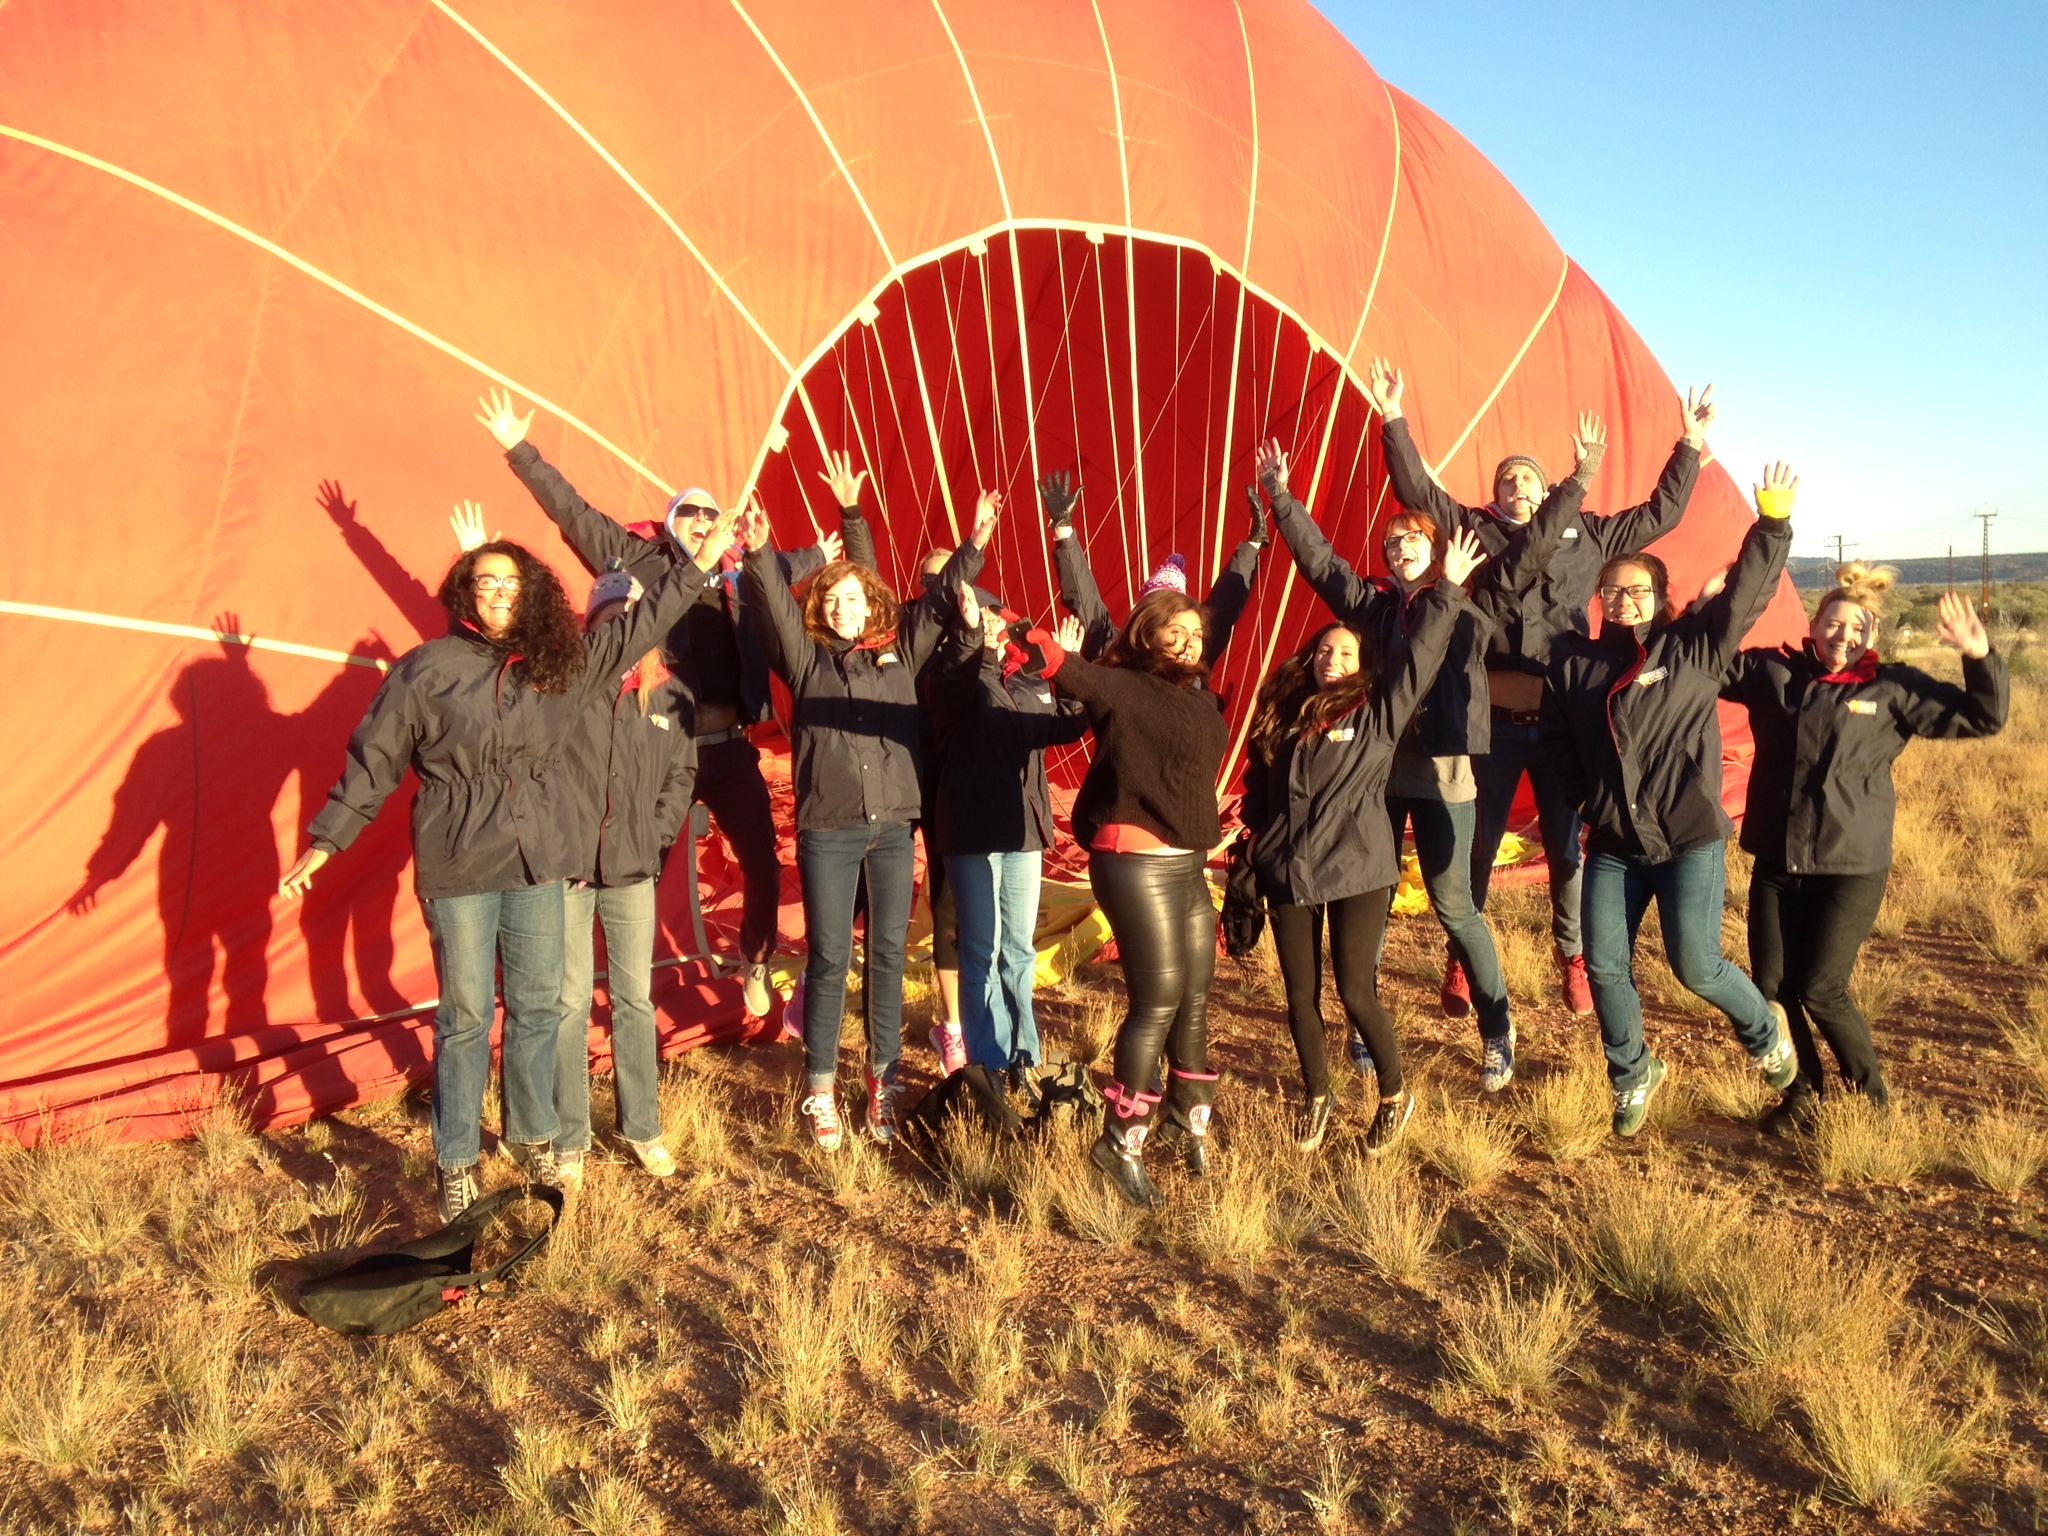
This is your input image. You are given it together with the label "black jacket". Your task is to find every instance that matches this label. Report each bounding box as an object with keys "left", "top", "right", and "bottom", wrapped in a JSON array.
[
  {"left": 1381, "top": 417, "right": 1698, "bottom": 674},
  {"left": 1241, "top": 581, "right": 1466, "bottom": 906},
  {"left": 308, "top": 562, "right": 708, "bottom": 898},
  {"left": 504, "top": 442, "right": 824, "bottom": 730},
  {"left": 1723, "top": 643, "right": 2008, "bottom": 875},
  {"left": 1053, "top": 529, "right": 1261, "bottom": 665},
  {"left": 929, "top": 640, "right": 1090, "bottom": 857},
  {"left": 563, "top": 658, "right": 699, "bottom": 888},
  {"left": 1044, "top": 651, "right": 1229, "bottom": 852},
  {"left": 1541, "top": 512, "right": 1792, "bottom": 861},
  {"left": 744, "top": 510, "right": 978, "bottom": 832}
]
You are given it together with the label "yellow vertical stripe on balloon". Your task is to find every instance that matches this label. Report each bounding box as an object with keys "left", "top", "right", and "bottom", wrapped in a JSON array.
[
  {"left": 1429, "top": 255, "right": 1573, "bottom": 479},
  {"left": 1208, "top": 1, "right": 1262, "bottom": 584},
  {"left": 1091, "top": 0, "right": 1150, "bottom": 551}
]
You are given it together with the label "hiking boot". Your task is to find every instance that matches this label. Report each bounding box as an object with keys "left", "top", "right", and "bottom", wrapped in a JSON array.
[
  {"left": 1612, "top": 1057, "right": 1668, "bottom": 1138},
  {"left": 800, "top": 1088, "right": 843, "bottom": 1151},
  {"left": 1557, "top": 950, "right": 1594, "bottom": 1016},
  {"left": 1295, "top": 1094, "right": 1334, "bottom": 1153},
  {"left": 1752, "top": 1003, "right": 1798, "bottom": 1091},
  {"left": 1760, "top": 1079, "right": 1820, "bottom": 1139},
  {"left": 503, "top": 1139, "right": 560, "bottom": 1188},
  {"left": 554, "top": 1148, "right": 586, "bottom": 1192},
  {"left": 742, "top": 961, "right": 773, "bottom": 1019},
  {"left": 929, "top": 1022, "right": 967, "bottom": 1076},
  {"left": 1440, "top": 954, "right": 1473, "bottom": 1019},
  {"left": 626, "top": 1138, "right": 677, "bottom": 1178},
  {"left": 1089, "top": 1125, "right": 1164, "bottom": 1209},
  {"left": 437, "top": 1162, "right": 480, "bottom": 1224},
  {"left": 865, "top": 1071, "right": 900, "bottom": 1145},
  {"left": 1480, "top": 1026, "right": 1517, "bottom": 1094},
  {"left": 1365, "top": 1092, "right": 1414, "bottom": 1156}
]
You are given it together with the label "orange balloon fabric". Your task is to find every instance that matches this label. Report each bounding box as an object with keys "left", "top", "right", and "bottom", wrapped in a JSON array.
[{"left": 0, "top": 0, "right": 1804, "bottom": 1139}]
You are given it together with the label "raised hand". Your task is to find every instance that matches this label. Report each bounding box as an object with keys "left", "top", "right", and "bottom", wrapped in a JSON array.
[
  {"left": 1937, "top": 590, "right": 1990, "bottom": 658},
  {"left": 475, "top": 387, "right": 534, "bottom": 450},
  {"left": 1441, "top": 527, "right": 1488, "bottom": 587},
  {"left": 279, "top": 847, "right": 331, "bottom": 902},
  {"left": 959, "top": 584, "right": 982, "bottom": 633},
  {"left": 817, "top": 530, "right": 844, "bottom": 564},
  {"left": 1681, "top": 384, "right": 1716, "bottom": 448},
  {"left": 1039, "top": 470, "right": 1081, "bottom": 532},
  {"left": 1244, "top": 484, "right": 1269, "bottom": 549},
  {"left": 970, "top": 489, "right": 1004, "bottom": 550},
  {"left": 1753, "top": 461, "right": 1797, "bottom": 519},
  {"left": 1255, "top": 437, "right": 1290, "bottom": 498},
  {"left": 1696, "top": 567, "right": 1729, "bottom": 604},
  {"left": 1572, "top": 412, "right": 1609, "bottom": 480},
  {"left": 819, "top": 449, "right": 868, "bottom": 508},
  {"left": 449, "top": 500, "right": 493, "bottom": 553},
  {"left": 1054, "top": 614, "right": 1084, "bottom": 653},
  {"left": 692, "top": 506, "right": 744, "bottom": 572},
  {"left": 1367, "top": 356, "right": 1405, "bottom": 419},
  {"left": 315, "top": 479, "right": 357, "bottom": 526},
  {"left": 735, "top": 493, "right": 772, "bottom": 554}
]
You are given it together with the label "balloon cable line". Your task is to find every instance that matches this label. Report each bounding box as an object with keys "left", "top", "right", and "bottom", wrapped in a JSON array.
[
  {"left": 1428, "top": 254, "right": 1573, "bottom": 479},
  {"left": 1089, "top": 0, "right": 1149, "bottom": 540},
  {"left": 1206, "top": 0, "right": 1262, "bottom": 584},
  {"left": 0, "top": 602, "right": 392, "bottom": 672}
]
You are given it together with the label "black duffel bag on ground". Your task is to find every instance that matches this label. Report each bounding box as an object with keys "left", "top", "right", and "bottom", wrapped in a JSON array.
[{"left": 298, "top": 1183, "right": 563, "bottom": 1336}]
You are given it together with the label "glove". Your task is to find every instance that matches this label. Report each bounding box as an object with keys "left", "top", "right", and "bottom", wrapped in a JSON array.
[
  {"left": 1244, "top": 484, "right": 1269, "bottom": 549},
  {"left": 1023, "top": 626, "right": 1067, "bottom": 678},
  {"left": 1039, "top": 471, "right": 1080, "bottom": 533},
  {"left": 1571, "top": 439, "right": 1607, "bottom": 484},
  {"left": 1755, "top": 484, "right": 1794, "bottom": 520}
]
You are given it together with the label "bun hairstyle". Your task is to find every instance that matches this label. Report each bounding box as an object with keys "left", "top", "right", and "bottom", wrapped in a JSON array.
[{"left": 1817, "top": 561, "right": 1899, "bottom": 621}]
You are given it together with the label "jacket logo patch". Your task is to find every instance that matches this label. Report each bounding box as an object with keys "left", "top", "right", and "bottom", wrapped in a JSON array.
[
  {"left": 1634, "top": 666, "right": 1669, "bottom": 687},
  {"left": 651, "top": 714, "right": 670, "bottom": 730},
  {"left": 877, "top": 652, "right": 897, "bottom": 666},
  {"left": 1327, "top": 726, "right": 1357, "bottom": 743},
  {"left": 1847, "top": 698, "right": 1878, "bottom": 715},
  {"left": 1562, "top": 527, "right": 1580, "bottom": 539},
  {"left": 1036, "top": 691, "right": 1053, "bottom": 705}
]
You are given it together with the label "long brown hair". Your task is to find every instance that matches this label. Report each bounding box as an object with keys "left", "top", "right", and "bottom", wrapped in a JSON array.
[
  {"left": 1103, "top": 589, "right": 1210, "bottom": 687},
  {"left": 801, "top": 560, "right": 901, "bottom": 648},
  {"left": 438, "top": 541, "right": 587, "bottom": 693},
  {"left": 1249, "top": 623, "right": 1374, "bottom": 760}
]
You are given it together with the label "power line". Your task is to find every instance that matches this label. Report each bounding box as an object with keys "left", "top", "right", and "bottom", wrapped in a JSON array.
[{"left": 1973, "top": 509, "right": 1998, "bottom": 610}]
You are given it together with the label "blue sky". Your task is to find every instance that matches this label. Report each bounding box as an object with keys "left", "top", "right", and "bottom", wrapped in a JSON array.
[{"left": 1320, "top": 0, "right": 2048, "bottom": 562}]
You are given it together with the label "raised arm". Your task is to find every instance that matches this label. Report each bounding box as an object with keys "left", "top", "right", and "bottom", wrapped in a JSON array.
[
  {"left": 1202, "top": 495, "right": 1264, "bottom": 665},
  {"left": 581, "top": 537, "right": 718, "bottom": 686},
  {"left": 1893, "top": 593, "right": 2010, "bottom": 739},
  {"left": 1586, "top": 387, "right": 1714, "bottom": 556},
  {"left": 1368, "top": 359, "right": 1478, "bottom": 531},
  {"left": 740, "top": 505, "right": 816, "bottom": 691},
  {"left": 1042, "top": 471, "right": 1119, "bottom": 660},
  {"left": 901, "top": 491, "right": 996, "bottom": 672},
  {"left": 482, "top": 390, "right": 663, "bottom": 583},
  {"left": 820, "top": 450, "right": 881, "bottom": 573},
  {"left": 970, "top": 613, "right": 1091, "bottom": 752},
  {"left": 1463, "top": 472, "right": 1586, "bottom": 625},
  {"left": 1685, "top": 462, "right": 1797, "bottom": 674},
  {"left": 1256, "top": 437, "right": 1389, "bottom": 628}
]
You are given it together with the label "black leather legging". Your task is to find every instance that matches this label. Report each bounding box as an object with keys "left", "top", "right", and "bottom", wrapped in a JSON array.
[{"left": 1089, "top": 850, "right": 1217, "bottom": 1127}]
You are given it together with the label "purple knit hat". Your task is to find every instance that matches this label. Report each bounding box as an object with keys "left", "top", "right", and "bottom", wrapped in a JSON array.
[{"left": 1141, "top": 553, "right": 1189, "bottom": 596}]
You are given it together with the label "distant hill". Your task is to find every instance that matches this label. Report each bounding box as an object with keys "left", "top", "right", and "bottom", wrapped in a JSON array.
[{"left": 1788, "top": 552, "right": 2048, "bottom": 589}]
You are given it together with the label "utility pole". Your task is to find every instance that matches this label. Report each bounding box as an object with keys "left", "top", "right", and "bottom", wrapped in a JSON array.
[
  {"left": 1947, "top": 544, "right": 1955, "bottom": 594},
  {"left": 1973, "top": 509, "right": 1998, "bottom": 613},
  {"left": 1828, "top": 533, "right": 1848, "bottom": 568}
]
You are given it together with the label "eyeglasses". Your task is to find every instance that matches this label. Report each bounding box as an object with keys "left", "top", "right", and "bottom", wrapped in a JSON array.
[
  {"left": 1599, "top": 584, "right": 1656, "bottom": 603},
  {"left": 472, "top": 575, "right": 523, "bottom": 593},
  {"left": 1381, "top": 530, "right": 1432, "bottom": 550}
]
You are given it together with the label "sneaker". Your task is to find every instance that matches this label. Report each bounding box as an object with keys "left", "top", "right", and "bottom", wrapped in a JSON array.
[
  {"left": 779, "top": 973, "right": 805, "bottom": 1042},
  {"left": 865, "top": 1071, "right": 900, "bottom": 1145},
  {"left": 554, "top": 1148, "right": 586, "bottom": 1191},
  {"left": 800, "top": 1089, "right": 843, "bottom": 1151},
  {"left": 1480, "top": 1026, "right": 1517, "bottom": 1094},
  {"left": 503, "top": 1139, "right": 560, "bottom": 1188},
  {"left": 1440, "top": 954, "right": 1473, "bottom": 1019},
  {"left": 437, "top": 1162, "right": 481, "bottom": 1224},
  {"left": 1365, "top": 1092, "right": 1414, "bottom": 1156},
  {"left": 626, "top": 1139, "right": 677, "bottom": 1178},
  {"left": 1612, "top": 1057, "right": 1668, "bottom": 1138},
  {"left": 1089, "top": 1125, "right": 1164, "bottom": 1209},
  {"left": 1752, "top": 1003, "right": 1798, "bottom": 1091},
  {"left": 1557, "top": 950, "right": 1594, "bottom": 1016},
  {"left": 1295, "top": 1095, "right": 1334, "bottom": 1153},
  {"left": 1760, "top": 1079, "right": 1820, "bottom": 1139},
  {"left": 742, "top": 961, "right": 773, "bottom": 1019},
  {"left": 1348, "top": 1029, "right": 1376, "bottom": 1079},
  {"left": 929, "top": 1022, "right": 967, "bottom": 1076}
]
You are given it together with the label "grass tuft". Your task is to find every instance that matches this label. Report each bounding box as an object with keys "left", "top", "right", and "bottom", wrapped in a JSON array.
[
  {"left": 1439, "top": 1272, "right": 1590, "bottom": 1404},
  {"left": 1805, "top": 1096, "right": 1941, "bottom": 1184},
  {"left": 1518, "top": 1050, "right": 1610, "bottom": 1164},
  {"left": 1957, "top": 1099, "right": 2048, "bottom": 1193},
  {"left": 1568, "top": 1161, "right": 1746, "bottom": 1309},
  {"left": 1413, "top": 1088, "right": 1518, "bottom": 1190},
  {"left": 1322, "top": 1153, "right": 1441, "bottom": 1287}
]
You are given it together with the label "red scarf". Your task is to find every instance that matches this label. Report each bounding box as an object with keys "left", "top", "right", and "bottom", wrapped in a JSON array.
[{"left": 1813, "top": 646, "right": 1879, "bottom": 686}]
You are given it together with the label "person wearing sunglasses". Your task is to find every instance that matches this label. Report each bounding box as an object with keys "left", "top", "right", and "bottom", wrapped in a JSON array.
[
  {"left": 478, "top": 390, "right": 842, "bottom": 1021},
  {"left": 1365, "top": 359, "right": 1717, "bottom": 1021},
  {"left": 279, "top": 511, "right": 735, "bottom": 1221},
  {"left": 1540, "top": 464, "right": 1801, "bottom": 1136}
]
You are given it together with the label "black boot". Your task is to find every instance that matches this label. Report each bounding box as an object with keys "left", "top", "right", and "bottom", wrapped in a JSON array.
[
  {"left": 1760, "top": 1078, "right": 1820, "bottom": 1138},
  {"left": 1090, "top": 1122, "right": 1163, "bottom": 1209}
]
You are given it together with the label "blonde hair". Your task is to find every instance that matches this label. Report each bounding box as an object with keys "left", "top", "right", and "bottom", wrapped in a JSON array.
[{"left": 1817, "top": 561, "right": 1899, "bottom": 621}]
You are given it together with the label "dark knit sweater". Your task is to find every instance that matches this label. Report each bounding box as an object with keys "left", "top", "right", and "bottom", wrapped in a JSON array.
[{"left": 1042, "top": 651, "right": 1227, "bottom": 852}]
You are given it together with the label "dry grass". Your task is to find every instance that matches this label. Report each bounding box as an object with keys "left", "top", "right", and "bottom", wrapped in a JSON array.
[
  {"left": 1304, "top": 1442, "right": 1362, "bottom": 1532},
  {"left": 1700, "top": 1217, "right": 1906, "bottom": 1394},
  {"left": 1321, "top": 1153, "right": 1442, "bottom": 1287},
  {"left": 1487, "top": 885, "right": 1555, "bottom": 1006},
  {"left": 1692, "top": 1057, "right": 1774, "bottom": 1123},
  {"left": 1044, "top": 1123, "right": 1144, "bottom": 1247},
  {"left": 1805, "top": 1096, "right": 1943, "bottom": 1185},
  {"left": 1999, "top": 986, "right": 2048, "bottom": 1102},
  {"left": 532, "top": 1162, "right": 666, "bottom": 1296},
  {"left": 1955, "top": 1099, "right": 2048, "bottom": 1193},
  {"left": 657, "top": 1061, "right": 735, "bottom": 1177},
  {"left": 1412, "top": 1087, "right": 1518, "bottom": 1190},
  {"left": 1438, "top": 1273, "right": 1591, "bottom": 1404},
  {"left": 1568, "top": 1162, "right": 1746, "bottom": 1309},
  {"left": 1178, "top": 1165, "right": 1278, "bottom": 1277},
  {"left": 1796, "top": 1345, "right": 1988, "bottom": 1514},
  {"left": 1176, "top": 1382, "right": 1235, "bottom": 1453},
  {"left": 1517, "top": 1049, "right": 1610, "bottom": 1164},
  {"left": 731, "top": 1248, "right": 893, "bottom": 1434},
  {"left": 1848, "top": 950, "right": 1912, "bottom": 1024},
  {"left": 0, "top": 1301, "right": 140, "bottom": 1471},
  {"left": 1055, "top": 987, "right": 1119, "bottom": 1071}
]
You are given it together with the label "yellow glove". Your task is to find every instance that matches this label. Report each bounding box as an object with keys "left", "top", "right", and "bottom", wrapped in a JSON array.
[{"left": 1755, "top": 483, "right": 1794, "bottom": 519}]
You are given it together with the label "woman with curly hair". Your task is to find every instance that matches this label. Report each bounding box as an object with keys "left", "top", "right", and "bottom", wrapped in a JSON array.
[
  {"left": 280, "top": 517, "right": 733, "bottom": 1221},
  {"left": 1725, "top": 565, "right": 2007, "bottom": 1130},
  {"left": 742, "top": 459, "right": 990, "bottom": 1150}
]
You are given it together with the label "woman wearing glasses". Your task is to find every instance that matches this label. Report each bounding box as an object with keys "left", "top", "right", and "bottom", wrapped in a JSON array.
[
  {"left": 1254, "top": 437, "right": 1595, "bottom": 1093},
  {"left": 1540, "top": 465, "right": 1800, "bottom": 1136},
  {"left": 279, "top": 521, "right": 734, "bottom": 1221}
]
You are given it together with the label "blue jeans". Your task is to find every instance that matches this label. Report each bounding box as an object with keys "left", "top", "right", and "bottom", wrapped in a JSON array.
[
  {"left": 1470, "top": 715, "right": 1584, "bottom": 956},
  {"left": 947, "top": 851, "right": 1044, "bottom": 1073},
  {"left": 559, "top": 878, "right": 661, "bottom": 1151},
  {"left": 1582, "top": 840, "right": 1775, "bottom": 1090},
  {"left": 419, "top": 882, "right": 566, "bottom": 1168},
  {"left": 797, "top": 821, "right": 916, "bottom": 1091},
  {"left": 1387, "top": 796, "right": 1511, "bottom": 1041}
]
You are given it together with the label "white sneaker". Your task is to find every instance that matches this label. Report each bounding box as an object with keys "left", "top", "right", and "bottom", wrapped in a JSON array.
[
  {"left": 742, "top": 962, "right": 772, "bottom": 1019},
  {"left": 626, "top": 1139, "right": 676, "bottom": 1178},
  {"left": 800, "top": 1089, "right": 843, "bottom": 1151},
  {"left": 1480, "top": 1025, "right": 1517, "bottom": 1093}
]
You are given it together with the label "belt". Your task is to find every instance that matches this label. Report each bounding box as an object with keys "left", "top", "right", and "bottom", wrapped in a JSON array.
[
  {"left": 693, "top": 725, "right": 750, "bottom": 747},
  {"left": 1490, "top": 705, "right": 1543, "bottom": 726}
]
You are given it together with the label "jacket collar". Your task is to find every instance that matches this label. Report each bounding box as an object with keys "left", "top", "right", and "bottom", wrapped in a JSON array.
[{"left": 1802, "top": 640, "right": 1879, "bottom": 685}]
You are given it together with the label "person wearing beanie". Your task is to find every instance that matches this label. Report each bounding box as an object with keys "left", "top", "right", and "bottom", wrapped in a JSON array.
[
  {"left": 1724, "top": 568, "right": 2007, "bottom": 1131},
  {"left": 1366, "top": 358, "right": 1717, "bottom": 1019},
  {"left": 478, "top": 389, "right": 843, "bottom": 1021},
  {"left": 1255, "top": 435, "right": 1577, "bottom": 1093},
  {"left": 1541, "top": 463, "right": 1801, "bottom": 1137},
  {"left": 280, "top": 502, "right": 735, "bottom": 1223},
  {"left": 1038, "top": 471, "right": 1265, "bottom": 664}
]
